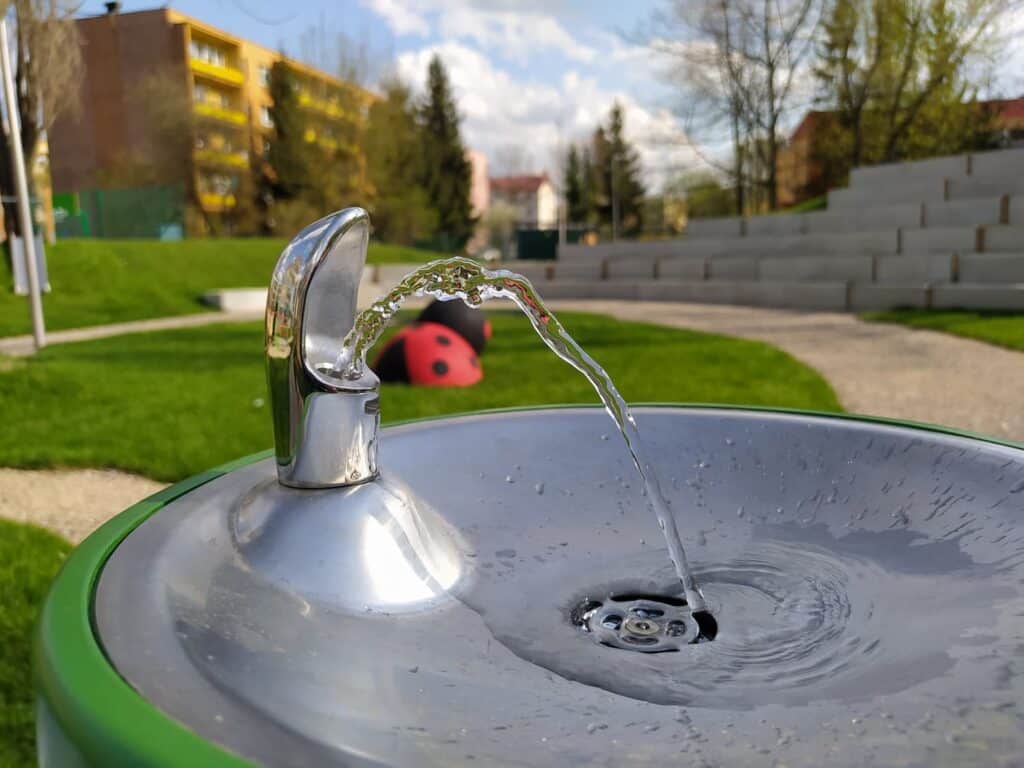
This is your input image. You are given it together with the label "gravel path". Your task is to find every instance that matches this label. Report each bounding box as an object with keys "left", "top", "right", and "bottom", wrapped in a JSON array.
[
  {"left": 0, "top": 468, "right": 165, "bottom": 543},
  {"left": 551, "top": 300, "right": 1024, "bottom": 443}
]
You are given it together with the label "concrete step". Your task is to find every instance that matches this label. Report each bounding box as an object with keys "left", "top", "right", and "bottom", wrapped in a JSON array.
[
  {"left": 979, "top": 226, "right": 1024, "bottom": 252},
  {"left": 958, "top": 253, "right": 1024, "bottom": 284},
  {"left": 657, "top": 256, "right": 706, "bottom": 280},
  {"left": 900, "top": 227, "right": 980, "bottom": 256},
  {"left": 876, "top": 254, "right": 955, "bottom": 283},
  {"left": 848, "top": 284, "right": 929, "bottom": 311},
  {"left": 969, "top": 147, "right": 1024, "bottom": 180},
  {"left": 803, "top": 204, "right": 922, "bottom": 233},
  {"left": 946, "top": 176, "right": 1024, "bottom": 200},
  {"left": 708, "top": 256, "right": 759, "bottom": 280},
  {"left": 531, "top": 279, "right": 851, "bottom": 310},
  {"left": 554, "top": 261, "right": 604, "bottom": 280},
  {"left": 1012, "top": 196, "right": 1024, "bottom": 225},
  {"left": 849, "top": 153, "right": 967, "bottom": 189},
  {"left": 828, "top": 177, "right": 947, "bottom": 208},
  {"left": 702, "top": 231, "right": 898, "bottom": 260},
  {"left": 923, "top": 197, "right": 1006, "bottom": 227},
  {"left": 537, "top": 275, "right": 1024, "bottom": 311},
  {"left": 686, "top": 216, "right": 745, "bottom": 238},
  {"left": 607, "top": 257, "right": 656, "bottom": 280},
  {"left": 499, "top": 261, "right": 552, "bottom": 283},
  {"left": 559, "top": 240, "right": 682, "bottom": 263},
  {"left": 759, "top": 255, "right": 875, "bottom": 282},
  {"left": 744, "top": 214, "right": 805, "bottom": 236},
  {"left": 932, "top": 283, "right": 1024, "bottom": 310}
]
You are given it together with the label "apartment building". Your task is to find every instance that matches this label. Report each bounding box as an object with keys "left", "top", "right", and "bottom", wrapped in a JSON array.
[{"left": 49, "top": 4, "right": 372, "bottom": 232}]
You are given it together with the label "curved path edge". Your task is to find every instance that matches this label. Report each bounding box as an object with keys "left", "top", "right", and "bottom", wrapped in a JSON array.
[{"left": 550, "top": 299, "right": 1024, "bottom": 444}]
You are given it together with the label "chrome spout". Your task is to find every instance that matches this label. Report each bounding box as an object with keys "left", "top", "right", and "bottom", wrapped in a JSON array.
[{"left": 265, "top": 207, "right": 380, "bottom": 488}]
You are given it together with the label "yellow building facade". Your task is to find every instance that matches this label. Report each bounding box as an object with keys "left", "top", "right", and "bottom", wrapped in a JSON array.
[{"left": 50, "top": 6, "right": 372, "bottom": 231}]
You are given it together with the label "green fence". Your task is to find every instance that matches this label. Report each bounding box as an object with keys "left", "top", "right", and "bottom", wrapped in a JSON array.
[
  {"left": 53, "top": 185, "right": 185, "bottom": 239},
  {"left": 515, "top": 228, "right": 558, "bottom": 260}
]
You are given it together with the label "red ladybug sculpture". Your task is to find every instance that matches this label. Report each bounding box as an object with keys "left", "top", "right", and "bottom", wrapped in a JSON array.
[
  {"left": 418, "top": 299, "right": 492, "bottom": 354},
  {"left": 372, "top": 321, "right": 482, "bottom": 387}
]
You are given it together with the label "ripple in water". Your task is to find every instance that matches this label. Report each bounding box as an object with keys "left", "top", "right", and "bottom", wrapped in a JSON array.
[{"left": 462, "top": 524, "right": 1008, "bottom": 709}]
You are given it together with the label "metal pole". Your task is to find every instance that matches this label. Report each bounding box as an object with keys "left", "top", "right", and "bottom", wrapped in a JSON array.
[
  {"left": 1, "top": 16, "right": 45, "bottom": 349},
  {"left": 558, "top": 198, "right": 566, "bottom": 249},
  {"left": 610, "top": 149, "right": 619, "bottom": 243}
]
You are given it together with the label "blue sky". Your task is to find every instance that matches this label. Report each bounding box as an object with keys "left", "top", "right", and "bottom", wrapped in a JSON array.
[{"left": 80, "top": 0, "right": 697, "bottom": 188}]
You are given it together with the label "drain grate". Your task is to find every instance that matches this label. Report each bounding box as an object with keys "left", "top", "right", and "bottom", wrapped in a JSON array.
[{"left": 572, "top": 593, "right": 717, "bottom": 652}]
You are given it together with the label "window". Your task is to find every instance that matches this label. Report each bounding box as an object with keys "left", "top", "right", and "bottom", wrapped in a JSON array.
[
  {"left": 259, "top": 66, "right": 270, "bottom": 87},
  {"left": 190, "top": 39, "right": 229, "bottom": 68},
  {"left": 193, "top": 84, "right": 207, "bottom": 102},
  {"left": 260, "top": 105, "right": 273, "bottom": 128}
]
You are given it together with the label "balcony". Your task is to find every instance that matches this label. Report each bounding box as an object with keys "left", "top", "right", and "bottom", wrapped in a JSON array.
[
  {"left": 194, "top": 148, "right": 249, "bottom": 169},
  {"left": 297, "top": 91, "right": 357, "bottom": 122},
  {"left": 199, "top": 192, "right": 237, "bottom": 211},
  {"left": 193, "top": 101, "right": 247, "bottom": 126},
  {"left": 190, "top": 57, "right": 245, "bottom": 87}
]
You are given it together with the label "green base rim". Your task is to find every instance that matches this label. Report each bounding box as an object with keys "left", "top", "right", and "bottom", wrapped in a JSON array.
[{"left": 33, "top": 404, "right": 1024, "bottom": 766}]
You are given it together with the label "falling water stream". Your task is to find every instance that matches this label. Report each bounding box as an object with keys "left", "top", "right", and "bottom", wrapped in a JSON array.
[{"left": 334, "top": 257, "right": 708, "bottom": 615}]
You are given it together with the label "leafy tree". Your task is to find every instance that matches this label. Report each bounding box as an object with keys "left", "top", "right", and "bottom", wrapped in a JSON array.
[
  {"left": 646, "top": 0, "right": 819, "bottom": 212},
  {"left": 418, "top": 54, "right": 475, "bottom": 251},
  {"left": 814, "top": 0, "right": 1008, "bottom": 176},
  {"left": 364, "top": 79, "right": 438, "bottom": 244},
  {"left": 265, "top": 61, "right": 316, "bottom": 203},
  {"left": 674, "top": 171, "right": 734, "bottom": 219},
  {"left": 563, "top": 144, "right": 587, "bottom": 223}
]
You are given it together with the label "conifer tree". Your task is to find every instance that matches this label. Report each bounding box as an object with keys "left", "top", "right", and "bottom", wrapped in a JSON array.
[
  {"left": 591, "top": 103, "right": 645, "bottom": 235},
  {"left": 265, "top": 61, "right": 316, "bottom": 201},
  {"left": 564, "top": 144, "right": 586, "bottom": 224},
  {"left": 418, "top": 55, "right": 475, "bottom": 251}
]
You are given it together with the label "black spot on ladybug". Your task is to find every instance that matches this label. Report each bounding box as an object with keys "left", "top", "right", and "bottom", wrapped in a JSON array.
[
  {"left": 436, "top": 334, "right": 452, "bottom": 346},
  {"left": 432, "top": 360, "right": 449, "bottom": 376}
]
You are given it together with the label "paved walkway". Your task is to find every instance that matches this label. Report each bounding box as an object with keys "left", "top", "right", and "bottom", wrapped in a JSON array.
[
  {"left": 0, "top": 310, "right": 264, "bottom": 357},
  {"left": 551, "top": 300, "right": 1024, "bottom": 443}
]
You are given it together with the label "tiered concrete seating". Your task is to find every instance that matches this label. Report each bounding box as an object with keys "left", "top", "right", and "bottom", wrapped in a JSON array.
[{"left": 507, "top": 146, "right": 1024, "bottom": 310}]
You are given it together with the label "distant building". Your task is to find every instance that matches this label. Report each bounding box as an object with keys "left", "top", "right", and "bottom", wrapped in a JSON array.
[
  {"left": 466, "top": 150, "right": 490, "bottom": 218},
  {"left": 489, "top": 174, "right": 557, "bottom": 229},
  {"left": 48, "top": 5, "right": 372, "bottom": 234},
  {"left": 776, "top": 97, "right": 1024, "bottom": 208}
]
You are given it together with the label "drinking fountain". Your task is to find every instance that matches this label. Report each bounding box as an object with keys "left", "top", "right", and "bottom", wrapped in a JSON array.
[{"left": 35, "top": 209, "right": 1024, "bottom": 767}]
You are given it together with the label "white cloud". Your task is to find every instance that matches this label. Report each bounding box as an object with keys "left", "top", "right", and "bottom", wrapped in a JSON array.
[
  {"left": 363, "top": 0, "right": 430, "bottom": 37},
  {"left": 397, "top": 44, "right": 698, "bottom": 190},
  {"left": 363, "top": 0, "right": 595, "bottom": 63}
]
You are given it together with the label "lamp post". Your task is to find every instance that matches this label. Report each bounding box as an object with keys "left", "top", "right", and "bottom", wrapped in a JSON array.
[{"left": 0, "top": 15, "right": 45, "bottom": 349}]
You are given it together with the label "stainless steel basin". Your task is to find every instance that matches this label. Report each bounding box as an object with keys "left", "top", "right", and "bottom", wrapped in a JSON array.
[{"left": 94, "top": 406, "right": 1024, "bottom": 767}]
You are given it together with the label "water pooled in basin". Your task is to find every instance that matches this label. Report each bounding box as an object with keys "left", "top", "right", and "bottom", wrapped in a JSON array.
[{"left": 335, "top": 257, "right": 707, "bottom": 613}]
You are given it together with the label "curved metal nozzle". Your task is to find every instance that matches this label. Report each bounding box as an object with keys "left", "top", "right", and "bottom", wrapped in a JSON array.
[{"left": 265, "top": 207, "right": 380, "bottom": 488}]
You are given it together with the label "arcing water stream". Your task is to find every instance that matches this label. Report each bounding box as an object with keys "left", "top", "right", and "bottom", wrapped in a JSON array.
[{"left": 334, "top": 257, "right": 709, "bottom": 616}]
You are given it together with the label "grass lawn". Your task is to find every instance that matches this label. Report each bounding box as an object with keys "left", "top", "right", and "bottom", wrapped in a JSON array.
[
  {"left": 0, "top": 238, "right": 448, "bottom": 338},
  {"left": 863, "top": 309, "right": 1024, "bottom": 352},
  {"left": 0, "top": 309, "right": 839, "bottom": 764},
  {"left": 0, "top": 520, "right": 71, "bottom": 768},
  {"left": 780, "top": 194, "right": 827, "bottom": 214},
  {"left": 0, "top": 310, "right": 840, "bottom": 482}
]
